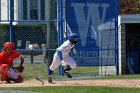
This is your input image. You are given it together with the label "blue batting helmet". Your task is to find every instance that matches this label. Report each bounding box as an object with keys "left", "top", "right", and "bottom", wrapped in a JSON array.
[{"left": 68, "top": 33, "right": 78, "bottom": 44}]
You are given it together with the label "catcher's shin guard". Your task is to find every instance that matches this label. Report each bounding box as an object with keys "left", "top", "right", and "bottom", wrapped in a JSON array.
[
  {"left": 0, "top": 66, "right": 9, "bottom": 82},
  {"left": 1, "top": 71, "right": 8, "bottom": 81}
]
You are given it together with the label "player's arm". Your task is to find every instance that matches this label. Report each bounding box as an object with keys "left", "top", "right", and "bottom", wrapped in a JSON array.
[
  {"left": 14, "top": 51, "right": 24, "bottom": 71},
  {"left": 19, "top": 55, "right": 24, "bottom": 66},
  {"left": 56, "top": 41, "right": 68, "bottom": 61},
  {"left": 14, "top": 54, "right": 24, "bottom": 73}
]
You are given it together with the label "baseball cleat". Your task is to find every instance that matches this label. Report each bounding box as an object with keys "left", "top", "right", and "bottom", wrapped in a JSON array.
[
  {"left": 2, "top": 80, "right": 11, "bottom": 84},
  {"left": 64, "top": 71, "right": 72, "bottom": 78},
  {"left": 48, "top": 76, "right": 52, "bottom": 83}
]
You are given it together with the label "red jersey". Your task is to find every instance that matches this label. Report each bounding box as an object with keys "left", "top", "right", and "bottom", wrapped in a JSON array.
[{"left": 0, "top": 50, "right": 21, "bottom": 67}]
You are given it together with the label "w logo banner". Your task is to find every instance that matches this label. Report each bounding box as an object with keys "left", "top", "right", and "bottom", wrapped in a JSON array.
[{"left": 66, "top": 0, "right": 118, "bottom": 66}]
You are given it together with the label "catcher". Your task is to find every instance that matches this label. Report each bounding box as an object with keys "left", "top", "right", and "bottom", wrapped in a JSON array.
[{"left": 0, "top": 42, "right": 24, "bottom": 84}]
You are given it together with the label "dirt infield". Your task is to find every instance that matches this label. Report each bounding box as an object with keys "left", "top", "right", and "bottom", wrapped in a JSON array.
[{"left": 1, "top": 79, "right": 140, "bottom": 88}]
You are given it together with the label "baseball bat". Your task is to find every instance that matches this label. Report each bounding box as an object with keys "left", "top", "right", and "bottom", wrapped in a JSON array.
[{"left": 34, "top": 76, "right": 44, "bottom": 85}]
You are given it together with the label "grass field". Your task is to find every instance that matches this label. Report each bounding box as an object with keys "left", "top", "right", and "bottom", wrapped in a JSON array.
[
  {"left": 22, "top": 63, "right": 140, "bottom": 80},
  {"left": 1, "top": 63, "right": 140, "bottom": 93},
  {"left": 22, "top": 63, "right": 100, "bottom": 80},
  {"left": 1, "top": 86, "right": 140, "bottom": 93}
]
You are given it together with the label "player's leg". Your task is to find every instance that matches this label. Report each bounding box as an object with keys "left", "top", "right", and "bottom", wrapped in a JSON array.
[
  {"left": 48, "top": 55, "right": 61, "bottom": 76},
  {"left": 48, "top": 53, "right": 61, "bottom": 83},
  {"left": 0, "top": 64, "right": 11, "bottom": 84},
  {"left": 64, "top": 56, "right": 77, "bottom": 78},
  {"left": 7, "top": 69, "right": 24, "bottom": 83}
]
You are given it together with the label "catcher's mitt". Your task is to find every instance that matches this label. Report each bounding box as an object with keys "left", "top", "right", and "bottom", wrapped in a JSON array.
[{"left": 13, "top": 65, "right": 24, "bottom": 73}]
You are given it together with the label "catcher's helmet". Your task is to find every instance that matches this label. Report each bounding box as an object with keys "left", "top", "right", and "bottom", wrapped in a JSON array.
[
  {"left": 68, "top": 33, "right": 78, "bottom": 44},
  {"left": 4, "top": 42, "right": 16, "bottom": 52}
]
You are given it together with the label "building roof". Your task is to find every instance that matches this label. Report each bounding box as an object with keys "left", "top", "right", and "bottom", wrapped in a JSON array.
[{"left": 118, "top": 14, "right": 140, "bottom": 27}]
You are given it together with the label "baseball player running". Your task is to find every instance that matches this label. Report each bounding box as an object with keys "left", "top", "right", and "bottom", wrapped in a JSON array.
[
  {"left": 48, "top": 33, "right": 78, "bottom": 83},
  {"left": 0, "top": 42, "right": 24, "bottom": 84}
]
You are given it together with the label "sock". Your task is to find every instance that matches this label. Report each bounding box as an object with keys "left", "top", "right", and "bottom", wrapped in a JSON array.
[
  {"left": 48, "top": 68, "right": 53, "bottom": 76},
  {"left": 64, "top": 65, "right": 72, "bottom": 72}
]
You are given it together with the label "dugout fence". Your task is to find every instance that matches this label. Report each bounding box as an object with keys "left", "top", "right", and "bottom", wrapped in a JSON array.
[{"left": 0, "top": 0, "right": 118, "bottom": 80}]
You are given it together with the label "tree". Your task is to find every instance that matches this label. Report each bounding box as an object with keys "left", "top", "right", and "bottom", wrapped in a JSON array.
[{"left": 119, "top": 0, "right": 140, "bottom": 14}]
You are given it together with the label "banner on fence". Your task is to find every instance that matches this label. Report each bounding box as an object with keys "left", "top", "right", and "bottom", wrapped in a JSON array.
[{"left": 66, "top": 0, "right": 118, "bottom": 66}]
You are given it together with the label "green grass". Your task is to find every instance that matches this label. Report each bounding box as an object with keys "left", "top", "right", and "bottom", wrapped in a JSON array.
[
  {"left": 22, "top": 63, "right": 100, "bottom": 80},
  {"left": 23, "top": 63, "right": 48, "bottom": 80},
  {"left": 21, "top": 63, "right": 140, "bottom": 80},
  {"left": 1, "top": 86, "right": 140, "bottom": 93},
  {"left": 1, "top": 63, "right": 140, "bottom": 93}
]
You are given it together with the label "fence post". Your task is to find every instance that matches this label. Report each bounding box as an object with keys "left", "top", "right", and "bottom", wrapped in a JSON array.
[
  {"left": 30, "top": 49, "right": 33, "bottom": 64},
  {"left": 42, "top": 44, "right": 46, "bottom": 64},
  {"left": 58, "top": 0, "right": 63, "bottom": 76},
  {"left": 10, "top": 0, "right": 13, "bottom": 42}
]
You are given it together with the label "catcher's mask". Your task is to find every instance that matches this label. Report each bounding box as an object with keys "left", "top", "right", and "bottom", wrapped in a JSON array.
[{"left": 3, "top": 42, "right": 16, "bottom": 53}]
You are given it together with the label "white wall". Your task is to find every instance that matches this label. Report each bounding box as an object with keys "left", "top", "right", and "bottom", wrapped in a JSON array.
[{"left": 1, "top": 0, "right": 9, "bottom": 20}]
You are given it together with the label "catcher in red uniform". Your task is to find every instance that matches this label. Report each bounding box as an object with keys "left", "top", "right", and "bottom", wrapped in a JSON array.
[{"left": 0, "top": 42, "right": 24, "bottom": 84}]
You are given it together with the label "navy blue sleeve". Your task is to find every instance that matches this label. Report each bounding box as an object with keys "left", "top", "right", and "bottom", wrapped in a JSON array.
[{"left": 57, "top": 51, "right": 63, "bottom": 60}]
